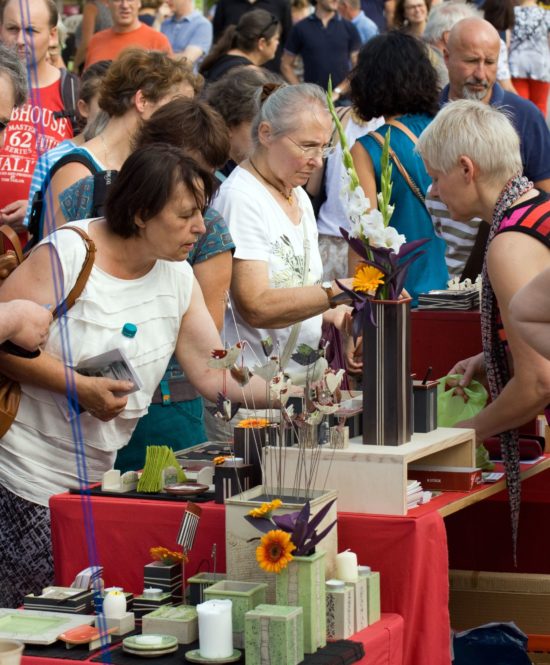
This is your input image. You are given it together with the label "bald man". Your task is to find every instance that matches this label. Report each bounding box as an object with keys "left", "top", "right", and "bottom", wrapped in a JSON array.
[
  {"left": 443, "top": 18, "right": 550, "bottom": 189},
  {"left": 0, "top": 0, "right": 77, "bottom": 234},
  {"left": 426, "top": 17, "right": 550, "bottom": 280}
]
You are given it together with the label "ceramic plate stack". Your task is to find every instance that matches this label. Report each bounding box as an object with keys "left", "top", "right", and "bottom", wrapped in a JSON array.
[
  {"left": 417, "top": 288, "right": 480, "bottom": 311},
  {"left": 122, "top": 634, "right": 178, "bottom": 657}
]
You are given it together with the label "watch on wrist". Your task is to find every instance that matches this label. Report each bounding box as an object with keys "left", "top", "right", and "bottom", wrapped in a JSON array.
[{"left": 321, "top": 281, "right": 337, "bottom": 309}]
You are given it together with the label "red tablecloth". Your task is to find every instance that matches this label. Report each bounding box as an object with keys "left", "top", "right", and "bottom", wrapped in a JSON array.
[
  {"left": 50, "top": 494, "right": 450, "bottom": 665},
  {"left": 21, "top": 614, "right": 404, "bottom": 665},
  {"left": 446, "top": 467, "right": 550, "bottom": 573}
]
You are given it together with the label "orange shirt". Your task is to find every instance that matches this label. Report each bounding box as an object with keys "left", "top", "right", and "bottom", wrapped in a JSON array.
[{"left": 84, "top": 23, "right": 172, "bottom": 68}]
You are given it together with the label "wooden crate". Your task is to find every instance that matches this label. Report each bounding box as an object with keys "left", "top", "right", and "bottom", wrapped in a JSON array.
[{"left": 264, "top": 428, "right": 475, "bottom": 515}]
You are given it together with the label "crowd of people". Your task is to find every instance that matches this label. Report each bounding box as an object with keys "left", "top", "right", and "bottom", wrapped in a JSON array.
[{"left": 0, "top": 0, "right": 549, "bottom": 608}]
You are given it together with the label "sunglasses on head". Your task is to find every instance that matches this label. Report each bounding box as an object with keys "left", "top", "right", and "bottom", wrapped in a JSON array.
[{"left": 259, "top": 15, "right": 278, "bottom": 37}]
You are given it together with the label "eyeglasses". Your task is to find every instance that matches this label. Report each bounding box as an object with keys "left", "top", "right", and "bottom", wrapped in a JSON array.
[
  {"left": 0, "top": 119, "right": 10, "bottom": 133},
  {"left": 259, "top": 14, "right": 279, "bottom": 38},
  {"left": 284, "top": 135, "right": 335, "bottom": 159}
]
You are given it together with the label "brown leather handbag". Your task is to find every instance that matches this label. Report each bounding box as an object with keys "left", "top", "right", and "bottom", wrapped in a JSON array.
[{"left": 0, "top": 225, "right": 96, "bottom": 437}]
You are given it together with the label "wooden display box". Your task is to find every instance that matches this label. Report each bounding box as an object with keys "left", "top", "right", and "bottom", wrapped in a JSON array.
[
  {"left": 225, "top": 486, "right": 337, "bottom": 602},
  {"left": 142, "top": 605, "right": 198, "bottom": 644},
  {"left": 264, "top": 428, "right": 475, "bottom": 515},
  {"left": 204, "top": 580, "right": 267, "bottom": 649},
  {"left": 245, "top": 604, "right": 304, "bottom": 665}
]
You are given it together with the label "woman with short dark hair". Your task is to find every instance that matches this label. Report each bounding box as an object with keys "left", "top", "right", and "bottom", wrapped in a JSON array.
[
  {"left": 349, "top": 31, "right": 448, "bottom": 302},
  {"left": 0, "top": 142, "right": 269, "bottom": 607},
  {"left": 56, "top": 98, "right": 234, "bottom": 471}
]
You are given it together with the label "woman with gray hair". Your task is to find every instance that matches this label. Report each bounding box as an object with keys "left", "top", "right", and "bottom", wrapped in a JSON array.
[
  {"left": 210, "top": 83, "right": 352, "bottom": 431},
  {"left": 417, "top": 98, "right": 550, "bottom": 553}
]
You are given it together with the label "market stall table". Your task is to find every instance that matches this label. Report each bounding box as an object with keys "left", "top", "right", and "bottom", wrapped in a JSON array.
[
  {"left": 20, "top": 614, "right": 404, "bottom": 665},
  {"left": 50, "top": 456, "right": 550, "bottom": 665},
  {"left": 50, "top": 492, "right": 448, "bottom": 665}
]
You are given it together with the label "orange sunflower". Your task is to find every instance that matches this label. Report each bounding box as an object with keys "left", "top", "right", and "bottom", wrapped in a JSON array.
[
  {"left": 256, "top": 529, "right": 295, "bottom": 573},
  {"left": 353, "top": 263, "right": 385, "bottom": 294}
]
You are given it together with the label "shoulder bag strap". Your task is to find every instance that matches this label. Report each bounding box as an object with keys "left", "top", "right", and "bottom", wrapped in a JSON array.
[
  {"left": 369, "top": 131, "right": 425, "bottom": 205},
  {"left": 460, "top": 220, "right": 490, "bottom": 282},
  {"left": 0, "top": 225, "right": 24, "bottom": 264},
  {"left": 51, "top": 226, "right": 96, "bottom": 320},
  {"left": 387, "top": 119, "right": 419, "bottom": 145}
]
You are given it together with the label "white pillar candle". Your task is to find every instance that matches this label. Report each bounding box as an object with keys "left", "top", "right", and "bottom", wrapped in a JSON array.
[
  {"left": 196, "top": 599, "right": 233, "bottom": 659},
  {"left": 335, "top": 550, "right": 358, "bottom": 582},
  {"left": 102, "top": 590, "right": 127, "bottom": 619}
]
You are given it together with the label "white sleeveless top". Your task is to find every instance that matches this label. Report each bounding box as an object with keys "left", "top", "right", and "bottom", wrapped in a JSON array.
[{"left": 0, "top": 219, "right": 194, "bottom": 505}]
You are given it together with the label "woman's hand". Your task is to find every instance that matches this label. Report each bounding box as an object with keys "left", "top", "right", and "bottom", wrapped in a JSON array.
[
  {"left": 345, "top": 335, "right": 363, "bottom": 374},
  {"left": 0, "top": 200, "right": 28, "bottom": 233},
  {"left": 447, "top": 352, "right": 486, "bottom": 396},
  {"left": 0, "top": 300, "right": 52, "bottom": 350},
  {"left": 0, "top": 251, "right": 18, "bottom": 281},
  {"left": 77, "top": 376, "right": 134, "bottom": 421}
]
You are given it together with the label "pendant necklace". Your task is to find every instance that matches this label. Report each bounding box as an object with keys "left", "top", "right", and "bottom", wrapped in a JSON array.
[{"left": 249, "top": 157, "right": 294, "bottom": 205}]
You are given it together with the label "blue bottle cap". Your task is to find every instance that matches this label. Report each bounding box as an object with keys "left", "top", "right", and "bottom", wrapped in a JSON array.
[{"left": 122, "top": 323, "right": 137, "bottom": 338}]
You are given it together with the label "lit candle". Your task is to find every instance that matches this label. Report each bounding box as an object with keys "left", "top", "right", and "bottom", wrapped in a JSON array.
[
  {"left": 196, "top": 599, "right": 233, "bottom": 659},
  {"left": 335, "top": 550, "right": 358, "bottom": 582},
  {"left": 102, "top": 589, "right": 127, "bottom": 619}
]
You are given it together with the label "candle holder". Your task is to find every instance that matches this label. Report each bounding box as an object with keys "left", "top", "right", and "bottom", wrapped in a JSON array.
[
  {"left": 245, "top": 604, "right": 304, "bottom": 665},
  {"left": 184, "top": 649, "right": 242, "bottom": 664},
  {"left": 413, "top": 380, "right": 439, "bottom": 433},
  {"left": 187, "top": 573, "right": 227, "bottom": 606},
  {"left": 325, "top": 580, "right": 355, "bottom": 640},
  {"left": 204, "top": 580, "right": 267, "bottom": 649},
  {"left": 144, "top": 561, "right": 183, "bottom": 604}
]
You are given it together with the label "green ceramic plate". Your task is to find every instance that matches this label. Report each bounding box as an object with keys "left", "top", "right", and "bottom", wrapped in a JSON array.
[
  {"left": 185, "top": 648, "right": 241, "bottom": 663},
  {"left": 122, "top": 644, "right": 179, "bottom": 658},
  {"left": 123, "top": 634, "right": 178, "bottom": 651},
  {"left": 0, "top": 609, "right": 94, "bottom": 645}
]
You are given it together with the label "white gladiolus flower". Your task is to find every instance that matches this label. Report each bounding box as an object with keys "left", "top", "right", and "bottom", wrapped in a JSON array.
[{"left": 382, "top": 226, "right": 406, "bottom": 253}]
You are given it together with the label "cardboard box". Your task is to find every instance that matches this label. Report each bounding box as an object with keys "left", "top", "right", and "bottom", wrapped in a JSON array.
[
  {"left": 529, "top": 652, "right": 550, "bottom": 665},
  {"left": 449, "top": 571, "right": 550, "bottom": 634},
  {"left": 408, "top": 465, "right": 482, "bottom": 491}
]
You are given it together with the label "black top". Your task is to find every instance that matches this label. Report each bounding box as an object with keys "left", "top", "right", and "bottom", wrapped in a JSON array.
[
  {"left": 202, "top": 54, "right": 253, "bottom": 82},
  {"left": 212, "top": 0, "right": 292, "bottom": 71}
]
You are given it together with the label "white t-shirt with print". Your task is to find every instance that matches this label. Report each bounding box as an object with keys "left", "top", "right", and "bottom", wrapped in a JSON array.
[{"left": 215, "top": 166, "right": 323, "bottom": 379}]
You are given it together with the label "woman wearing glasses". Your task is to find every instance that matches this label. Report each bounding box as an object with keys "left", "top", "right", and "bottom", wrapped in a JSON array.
[
  {"left": 210, "top": 83, "right": 352, "bottom": 436},
  {"left": 199, "top": 9, "right": 280, "bottom": 82}
]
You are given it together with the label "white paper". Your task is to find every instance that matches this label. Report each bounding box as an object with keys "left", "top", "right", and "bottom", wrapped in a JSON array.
[{"left": 53, "top": 347, "right": 143, "bottom": 421}]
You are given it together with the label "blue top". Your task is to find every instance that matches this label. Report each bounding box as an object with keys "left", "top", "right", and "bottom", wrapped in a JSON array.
[
  {"left": 161, "top": 10, "right": 212, "bottom": 55},
  {"left": 352, "top": 10, "right": 378, "bottom": 44},
  {"left": 357, "top": 114, "right": 449, "bottom": 303},
  {"left": 440, "top": 83, "right": 550, "bottom": 184},
  {"left": 26, "top": 146, "right": 104, "bottom": 242},
  {"left": 24, "top": 139, "right": 76, "bottom": 227},
  {"left": 284, "top": 13, "right": 361, "bottom": 88}
]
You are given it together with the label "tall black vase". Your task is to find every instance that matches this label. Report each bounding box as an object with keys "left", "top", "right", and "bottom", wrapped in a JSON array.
[{"left": 362, "top": 298, "right": 412, "bottom": 445}]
